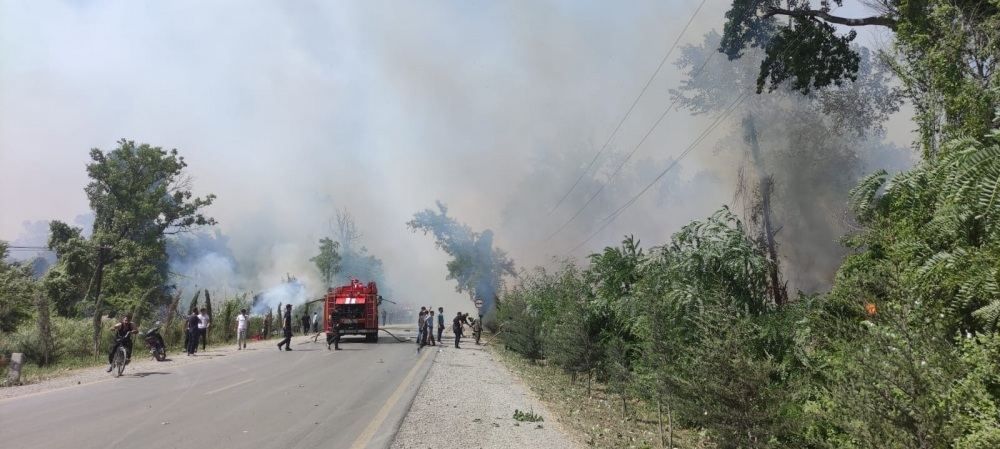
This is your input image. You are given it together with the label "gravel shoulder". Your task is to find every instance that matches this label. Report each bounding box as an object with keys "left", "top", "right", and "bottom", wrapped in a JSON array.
[
  {"left": 390, "top": 340, "right": 581, "bottom": 449},
  {"left": 0, "top": 334, "right": 318, "bottom": 401}
]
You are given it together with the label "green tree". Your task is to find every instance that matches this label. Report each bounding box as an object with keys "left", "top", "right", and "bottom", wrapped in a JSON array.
[
  {"left": 42, "top": 221, "right": 95, "bottom": 317},
  {"left": 408, "top": 201, "right": 515, "bottom": 311},
  {"left": 674, "top": 30, "right": 902, "bottom": 295},
  {"left": 721, "top": 0, "right": 999, "bottom": 153},
  {"left": 83, "top": 139, "right": 216, "bottom": 356},
  {"left": 0, "top": 241, "right": 36, "bottom": 333},
  {"left": 541, "top": 263, "right": 601, "bottom": 390},
  {"left": 311, "top": 237, "right": 341, "bottom": 288}
]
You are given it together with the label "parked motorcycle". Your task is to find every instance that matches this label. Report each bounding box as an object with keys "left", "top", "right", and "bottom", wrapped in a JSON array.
[{"left": 143, "top": 322, "right": 167, "bottom": 361}]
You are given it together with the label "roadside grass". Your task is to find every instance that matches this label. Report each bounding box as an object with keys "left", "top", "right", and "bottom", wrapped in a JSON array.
[{"left": 492, "top": 344, "right": 712, "bottom": 449}]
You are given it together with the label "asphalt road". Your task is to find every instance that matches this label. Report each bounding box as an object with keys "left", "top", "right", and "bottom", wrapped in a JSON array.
[{"left": 0, "top": 330, "right": 434, "bottom": 449}]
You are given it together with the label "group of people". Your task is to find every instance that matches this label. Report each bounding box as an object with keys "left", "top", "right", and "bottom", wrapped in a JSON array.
[
  {"left": 102, "top": 304, "right": 318, "bottom": 372},
  {"left": 185, "top": 308, "right": 211, "bottom": 356},
  {"left": 416, "top": 307, "right": 476, "bottom": 351},
  {"left": 102, "top": 303, "right": 482, "bottom": 374}
]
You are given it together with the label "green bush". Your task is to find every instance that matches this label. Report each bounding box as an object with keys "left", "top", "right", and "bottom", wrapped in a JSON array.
[{"left": 497, "top": 292, "right": 544, "bottom": 361}]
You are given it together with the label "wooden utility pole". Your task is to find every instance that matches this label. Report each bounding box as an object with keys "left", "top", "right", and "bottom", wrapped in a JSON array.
[{"left": 745, "top": 114, "right": 787, "bottom": 306}]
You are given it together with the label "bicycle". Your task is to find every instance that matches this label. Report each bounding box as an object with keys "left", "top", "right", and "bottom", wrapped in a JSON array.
[{"left": 111, "top": 337, "right": 129, "bottom": 378}]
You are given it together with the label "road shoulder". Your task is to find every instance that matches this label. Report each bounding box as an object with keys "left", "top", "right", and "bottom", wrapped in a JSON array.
[{"left": 390, "top": 342, "right": 581, "bottom": 449}]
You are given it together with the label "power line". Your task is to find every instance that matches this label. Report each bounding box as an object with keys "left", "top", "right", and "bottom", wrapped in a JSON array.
[
  {"left": 545, "top": 50, "right": 719, "bottom": 242},
  {"left": 547, "top": 0, "right": 710, "bottom": 215},
  {"left": 562, "top": 0, "right": 815, "bottom": 255},
  {"left": 4, "top": 245, "right": 54, "bottom": 252},
  {"left": 566, "top": 92, "right": 748, "bottom": 255}
]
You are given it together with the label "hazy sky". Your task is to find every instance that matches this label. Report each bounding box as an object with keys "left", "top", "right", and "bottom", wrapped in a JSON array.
[{"left": 0, "top": 1, "right": 910, "bottom": 307}]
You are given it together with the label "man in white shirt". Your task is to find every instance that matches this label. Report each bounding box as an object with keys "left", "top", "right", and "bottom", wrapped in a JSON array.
[
  {"left": 311, "top": 312, "right": 319, "bottom": 333},
  {"left": 198, "top": 308, "right": 210, "bottom": 351},
  {"left": 236, "top": 309, "right": 248, "bottom": 350}
]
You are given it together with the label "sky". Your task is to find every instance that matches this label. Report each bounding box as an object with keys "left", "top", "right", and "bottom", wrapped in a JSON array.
[{"left": 0, "top": 1, "right": 913, "bottom": 308}]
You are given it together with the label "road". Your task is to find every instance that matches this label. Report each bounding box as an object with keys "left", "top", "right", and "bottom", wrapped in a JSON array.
[{"left": 0, "top": 329, "right": 434, "bottom": 449}]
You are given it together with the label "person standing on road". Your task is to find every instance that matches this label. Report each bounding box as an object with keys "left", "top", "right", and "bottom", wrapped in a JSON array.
[
  {"left": 236, "top": 309, "right": 248, "bottom": 350},
  {"left": 186, "top": 310, "right": 201, "bottom": 355},
  {"left": 198, "top": 308, "right": 210, "bottom": 351},
  {"left": 301, "top": 314, "right": 310, "bottom": 335},
  {"left": 312, "top": 312, "right": 319, "bottom": 333},
  {"left": 453, "top": 311, "right": 465, "bottom": 348},
  {"left": 437, "top": 307, "right": 445, "bottom": 345},
  {"left": 416, "top": 309, "right": 427, "bottom": 352},
  {"left": 277, "top": 304, "right": 294, "bottom": 351},
  {"left": 426, "top": 310, "right": 436, "bottom": 346},
  {"left": 474, "top": 314, "right": 484, "bottom": 345},
  {"left": 327, "top": 308, "right": 342, "bottom": 350}
]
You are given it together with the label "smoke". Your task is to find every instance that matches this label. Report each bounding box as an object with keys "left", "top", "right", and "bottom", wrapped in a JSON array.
[
  {"left": 251, "top": 277, "right": 308, "bottom": 315},
  {"left": 166, "top": 230, "right": 243, "bottom": 295},
  {"left": 0, "top": 2, "right": 914, "bottom": 303}
]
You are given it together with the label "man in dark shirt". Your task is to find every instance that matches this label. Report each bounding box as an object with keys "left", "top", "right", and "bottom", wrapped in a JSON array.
[
  {"left": 277, "top": 304, "right": 294, "bottom": 351},
  {"left": 453, "top": 311, "right": 465, "bottom": 349},
  {"left": 437, "top": 307, "right": 445, "bottom": 345},
  {"left": 327, "top": 309, "right": 342, "bottom": 351},
  {"left": 106, "top": 314, "right": 138, "bottom": 372},
  {"left": 186, "top": 311, "right": 201, "bottom": 356}
]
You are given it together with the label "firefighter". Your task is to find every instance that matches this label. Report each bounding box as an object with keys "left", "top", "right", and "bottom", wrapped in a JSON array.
[
  {"left": 327, "top": 308, "right": 342, "bottom": 350},
  {"left": 277, "top": 304, "right": 293, "bottom": 351}
]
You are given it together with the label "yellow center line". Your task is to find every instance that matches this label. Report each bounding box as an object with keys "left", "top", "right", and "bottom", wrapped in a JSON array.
[
  {"left": 205, "top": 378, "right": 254, "bottom": 395},
  {"left": 349, "top": 349, "right": 432, "bottom": 449}
]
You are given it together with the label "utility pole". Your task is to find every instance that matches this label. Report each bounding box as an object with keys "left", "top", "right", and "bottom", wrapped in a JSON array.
[{"left": 744, "top": 114, "right": 787, "bottom": 306}]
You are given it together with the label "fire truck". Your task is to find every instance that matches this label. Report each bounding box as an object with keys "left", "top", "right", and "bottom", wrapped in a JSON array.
[{"left": 324, "top": 279, "right": 380, "bottom": 343}]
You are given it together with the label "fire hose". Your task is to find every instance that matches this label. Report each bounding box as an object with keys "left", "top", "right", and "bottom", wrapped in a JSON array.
[
  {"left": 310, "top": 328, "right": 411, "bottom": 343},
  {"left": 378, "top": 328, "right": 410, "bottom": 342}
]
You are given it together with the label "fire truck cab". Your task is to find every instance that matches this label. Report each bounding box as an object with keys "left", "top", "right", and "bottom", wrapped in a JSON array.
[{"left": 324, "top": 279, "right": 379, "bottom": 343}]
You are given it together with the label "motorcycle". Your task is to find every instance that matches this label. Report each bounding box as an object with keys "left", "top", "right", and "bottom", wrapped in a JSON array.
[{"left": 143, "top": 322, "right": 167, "bottom": 361}]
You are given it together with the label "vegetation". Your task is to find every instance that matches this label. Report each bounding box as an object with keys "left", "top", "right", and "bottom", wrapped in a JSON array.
[
  {"left": 1, "top": 139, "right": 217, "bottom": 369},
  {"left": 494, "top": 3, "right": 1000, "bottom": 448},
  {"left": 512, "top": 409, "right": 544, "bottom": 422},
  {"left": 1, "top": 3, "right": 998, "bottom": 448}
]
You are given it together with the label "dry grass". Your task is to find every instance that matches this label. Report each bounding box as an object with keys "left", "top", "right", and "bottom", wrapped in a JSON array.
[{"left": 492, "top": 344, "right": 714, "bottom": 449}]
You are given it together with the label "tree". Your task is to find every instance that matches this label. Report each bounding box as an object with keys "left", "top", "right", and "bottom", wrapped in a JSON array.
[
  {"left": 721, "top": 0, "right": 999, "bottom": 153},
  {"left": 673, "top": 30, "right": 902, "bottom": 295},
  {"left": 204, "top": 289, "right": 213, "bottom": 334},
  {"left": 34, "top": 292, "right": 54, "bottom": 366},
  {"left": 408, "top": 201, "right": 516, "bottom": 311},
  {"left": 42, "top": 221, "right": 94, "bottom": 317},
  {"left": 0, "top": 242, "right": 35, "bottom": 333},
  {"left": 311, "top": 237, "right": 341, "bottom": 288},
  {"left": 83, "top": 139, "right": 216, "bottom": 357}
]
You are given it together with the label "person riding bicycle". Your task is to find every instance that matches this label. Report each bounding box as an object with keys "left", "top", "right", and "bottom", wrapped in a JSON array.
[{"left": 106, "top": 314, "right": 139, "bottom": 372}]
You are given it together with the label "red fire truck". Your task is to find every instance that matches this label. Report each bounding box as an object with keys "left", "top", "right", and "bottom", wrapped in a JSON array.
[{"left": 324, "top": 279, "right": 380, "bottom": 343}]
